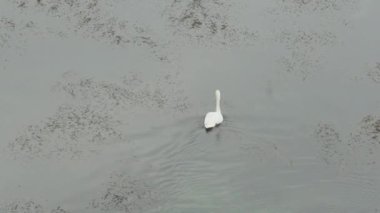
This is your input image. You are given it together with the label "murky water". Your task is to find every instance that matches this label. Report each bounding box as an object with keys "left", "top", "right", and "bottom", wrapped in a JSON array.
[{"left": 1, "top": 0, "right": 380, "bottom": 212}]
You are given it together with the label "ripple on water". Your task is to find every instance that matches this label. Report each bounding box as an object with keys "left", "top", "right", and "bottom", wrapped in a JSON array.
[
  {"left": 314, "top": 123, "right": 345, "bottom": 166},
  {"left": 9, "top": 0, "right": 169, "bottom": 61},
  {"left": 367, "top": 62, "right": 380, "bottom": 83},
  {"left": 118, "top": 114, "right": 290, "bottom": 211},
  {"left": 272, "top": 0, "right": 358, "bottom": 15},
  {"left": 90, "top": 172, "right": 161, "bottom": 213},
  {"left": 8, "top": 71, "right": 190, "bottom": 160},
  {"left": 164, "top": 0, "right": 257, "bottom": 47},
  {"left": 349, "top": 115, "right": 380, "bottom": 168},
  {"left": 313, "top": 117, "right": 380, "bottom": 211},
  {"left": 325, "top": 170, "right": 380, "bottom": 212},
  {"left": 0, "top": 200, "right": 70, "bottom": 213},
  {"left": 314, "top": 116, "right": 380, "bottom": 170}
]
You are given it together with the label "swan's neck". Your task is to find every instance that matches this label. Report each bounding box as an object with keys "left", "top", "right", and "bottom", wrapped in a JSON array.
[{"left": 216, "top": 92, "right": 221, "bottom": 113}]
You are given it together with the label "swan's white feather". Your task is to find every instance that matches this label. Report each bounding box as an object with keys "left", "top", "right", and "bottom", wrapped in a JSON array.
[
  {"left": 204, "top": 90, "right": 223, "bottom": 129},
  {"left": 204, "top": 112, "right": 223, "bottom": 128}
]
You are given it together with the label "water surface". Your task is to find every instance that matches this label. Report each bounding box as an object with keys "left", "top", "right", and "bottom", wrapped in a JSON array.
[{"left": 1, "top": 0, "right": 380, "bottom": 212}]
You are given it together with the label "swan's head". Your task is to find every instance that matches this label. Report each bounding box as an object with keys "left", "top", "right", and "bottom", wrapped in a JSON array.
[{"left": 215, "top": 90, "right": 221, "bottom": 99}]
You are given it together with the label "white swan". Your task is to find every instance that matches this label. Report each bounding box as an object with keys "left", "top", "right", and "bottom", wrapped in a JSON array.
[{"left": 204, "top": 90, "right": 223, "bottom": 129}]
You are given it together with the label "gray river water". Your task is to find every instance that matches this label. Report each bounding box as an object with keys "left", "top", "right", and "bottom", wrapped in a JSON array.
[{"left": 1, "top": 0, "right": 380, "bottom": 212}]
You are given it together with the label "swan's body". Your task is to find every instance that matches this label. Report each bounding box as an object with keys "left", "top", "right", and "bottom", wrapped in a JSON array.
[{"left": 204, "top": 90, "right": 223, "bottom": 129}]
